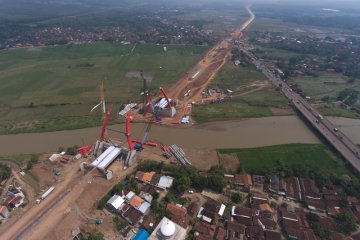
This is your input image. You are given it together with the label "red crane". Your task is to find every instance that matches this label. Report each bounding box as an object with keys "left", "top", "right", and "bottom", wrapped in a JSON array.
[
  {"left": 100, "top": 108, "right": 112, "bottom": 142},
  {"left": 125, "top": 113, "right": 135, "bottom": 151},
  {"left": 160, "top": 87, "right": 172, "bottom": 108}
]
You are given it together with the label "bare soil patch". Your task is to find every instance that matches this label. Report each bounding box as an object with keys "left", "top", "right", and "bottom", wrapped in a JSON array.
[
  {"left": 183, "top": 148, "right": 219, "bottom": 170},
  {"left": 218, "top": 153, "right": 239, "bottom": 172}
]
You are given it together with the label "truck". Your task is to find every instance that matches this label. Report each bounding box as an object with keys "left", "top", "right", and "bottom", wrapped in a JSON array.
[
  {"left": 36, "top": 186, "right": 55, "bottom": 204},
  {"left": 317, "top": 114, "right": 324, "bottom": 120}
]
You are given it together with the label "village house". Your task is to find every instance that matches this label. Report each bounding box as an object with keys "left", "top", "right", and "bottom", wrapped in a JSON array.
[
  {"left": 107, "top": 195, "right": 125, "bottom": 212},
  {"left": 135, "top": 171, "right": 173, "bottom": 190},
  {"left": 0, "top": 205, "right": 10, "bottom": 220},
  {"left": 224, "top": 173, "right": 253, "bottom": 191},
  {"left": 166, "top": 203, "right": 188, "bottom": 229},
  {"left": 214, "top": 226, "right": 226, "bottom": 240},
  {"left": 257, "top": 203, "right": 274, "bottom": 219},
  {"left": 231, "top": 206, "right": 255, "bottom": 226},
  {"left": 194, "top": 221, "right": 216, "bottom": 240},
  {"left": 226, "top": 221, "right": 245, "bottom": 240},
  {"left": 252, "top": 175, "right": 265, "bottom": 190},
  {"left": 197, "top": 199, "right": 225, "bottom": 224},
  {"left": 251, "top": 193, "right": 268, "bottom": 206},
  {"left": 264, "top": 230, "right": 282, "bottom": 240}
]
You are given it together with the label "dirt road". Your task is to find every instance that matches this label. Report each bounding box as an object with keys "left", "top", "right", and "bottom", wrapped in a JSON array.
[
  {"left": 0, "top": 161, "right": 84, "bottom": 240},
  {"left": 129, "top": 5, "right": 256, "bottom": 124},
  {"left": 169, "top": 4, "right": 255, "bottom": 102}
]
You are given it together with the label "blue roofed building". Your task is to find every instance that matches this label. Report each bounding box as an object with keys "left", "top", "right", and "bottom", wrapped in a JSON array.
[{"left": 133, "top": 229, "right": 150, "bottom": 240}]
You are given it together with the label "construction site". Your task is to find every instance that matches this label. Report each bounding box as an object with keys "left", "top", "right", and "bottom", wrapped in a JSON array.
[{"left": 0, "top": 5, "right": 256, "bottom": 240}]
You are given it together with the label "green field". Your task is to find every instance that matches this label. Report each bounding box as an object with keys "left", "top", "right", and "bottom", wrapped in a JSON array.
[
  {"left": 287, "top": 73, "right": 360, "bottom": 118},
  {"left": 317, "top": 106, "right": 360, "bottom": 119},
  {"left": 218, "top": 144, "right": 351, "bottom": 176},
  {"left": 288, "top": 73, "right": 359, "bottom": 100},
  {"left": 0, "top": 43, "right": 208, "bottom": 134},
  {"left": 257, "top": 47, "right": 305, "bottom": 61},
  {"left": 192, "top": 63, "right": 290, "bottom": 123}
]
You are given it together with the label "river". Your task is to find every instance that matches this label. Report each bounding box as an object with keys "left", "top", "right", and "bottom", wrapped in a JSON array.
[
  {"left": 0, "top": 116, "right": 322, "bottom": 155},
  {"left": 2, "top": 116, "right": 360, "bottom": 155}
]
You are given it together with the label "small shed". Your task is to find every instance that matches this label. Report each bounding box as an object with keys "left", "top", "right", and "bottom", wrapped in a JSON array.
[{"left": 107, "top": 195, "right": 125, "bottom": 212}]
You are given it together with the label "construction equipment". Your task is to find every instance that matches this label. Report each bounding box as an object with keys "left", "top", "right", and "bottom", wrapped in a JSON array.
[
  {"left": 125, "top": 113, "right": 135, "bottom": 152},
  {"left": 84, "top": 217, "right": 103, "bottom": 224},
  {"left": 159, "top": 87, "right": 172, "bottom": 108},
  {"left": 100, "top": 108, "right": 112, "bottom": 142},
  {"left": 140, "top": 72, "right": 149, "bottom": 105},
  {"left": 134, "top": 98, "right": 159, "bottom": 151},
  {"left": 134, "top": 118, "right": 153, "bottom": 151},
  {"left": 139, "top": 72, "right": 151, "bottom": 115},
  {"left": 98, "top": 80, "right": 106, "bottom": 120}
]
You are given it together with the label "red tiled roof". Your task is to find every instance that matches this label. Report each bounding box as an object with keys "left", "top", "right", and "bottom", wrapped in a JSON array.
[
  {"left": 215, "top": 227, "right": 226, "bottom": 240},
  {"left": 129, "top": 196, "right": 144, "bottom": 207},
  {"left": 166, "top": 203, "right": 188, "bottom": 228},
  {"left": 259, "top": 203, "right": 274, "bottom": 213}
]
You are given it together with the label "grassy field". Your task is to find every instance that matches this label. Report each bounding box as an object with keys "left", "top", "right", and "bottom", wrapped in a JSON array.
[
  {"left": 218, "top": 144, "right": 351, "bottom": 176},
  {"left": 318, "top": 106, "right": 360, "bottom": 119},
  {"left": 0, "top": 43, "right": 208, "bottom": 134},
  {"left": 287, "top": 73, "right": 358, "bottom": 100},
  {"left": 210, "top": 63, "right": 266, "bottom": 89},
  {"left": 287, "top": 73, "right": 360, "bottom": 118},
  {"left": 192, "top": 63, "right": 290, "bottom": 123},
  {"left": 257, "top": 47, "right": 305, "bottom": 61}
]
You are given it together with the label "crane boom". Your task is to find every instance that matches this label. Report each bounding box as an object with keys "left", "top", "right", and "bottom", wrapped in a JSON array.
[
  {"left": 160, "top": 87, "right": 172, "bottom": 108},
  {"left": 125, "top": 113, "right": 135, "bottom": 151},
  {"left": 140, "top": 72, "right": 148, "bottom": 105},
  {"left": 100, "top": 108, "right": 112, "bottom": 141}
]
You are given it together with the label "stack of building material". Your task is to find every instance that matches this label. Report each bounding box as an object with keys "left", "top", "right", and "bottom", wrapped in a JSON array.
[
  {"left": 119, "top": 103, "right": 137, "bottom": 116},
  {"left": 169, "top": 145, "right": 191, "bottom": 166}
]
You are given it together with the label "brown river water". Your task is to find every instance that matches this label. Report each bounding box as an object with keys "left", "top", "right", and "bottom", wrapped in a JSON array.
[
  {"left": 0, "top": 116, "right": 327, "bottom": 155},
  {"left": 1, "top": 116, "right": 360, "bottom": 155}
]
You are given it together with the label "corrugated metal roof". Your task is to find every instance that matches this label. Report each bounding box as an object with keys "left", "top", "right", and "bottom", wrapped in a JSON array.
[
  {"left": 107, "top": 195, "right": 125, "bottom": 210},
  {"left": 138, "top": 201, "right": 151, "bottom": 214},
  {"left": 157, "top": 176, "right": 173, "bottom": 189}
]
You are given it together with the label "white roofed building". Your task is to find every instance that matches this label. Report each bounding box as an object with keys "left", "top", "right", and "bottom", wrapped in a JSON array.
[
  {"left": 107, "top": 195, "right": 125, "bottom": 212},
  {"left": 157, "top": 176, "right": 174, "bottom": 190}
]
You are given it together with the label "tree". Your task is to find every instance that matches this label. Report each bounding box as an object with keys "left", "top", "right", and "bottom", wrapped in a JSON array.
[
  {"left": 270, "top": 202, "right": 277, "bottom": 210},
  {"left": 236, "top": 163, "right": 243, "bottom": 174},
  {"left": 153, "top": 191, "right": 160, "bottom": 200},
  {"left": 0, "top": 164, "right": 11, "bottom": 181},
  {"left": 231, "top": 192, "right": 242, "bottom": 203},
  {"left": 336, "top": 211, "right": 357, "bottom": 234},
  {"left": 57, "top": 147, "right": 64, "bottom": 153},
  {"left": 340, "top": 196, "right": 349, "bottom": 208},
  {"left": 175, "top": 176, "right": 191, "bottom": 193}
]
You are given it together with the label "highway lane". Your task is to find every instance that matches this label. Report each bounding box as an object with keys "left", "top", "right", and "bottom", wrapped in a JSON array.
[{"left": 239, "top": 47, "right": 360, "bottom": 172}]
